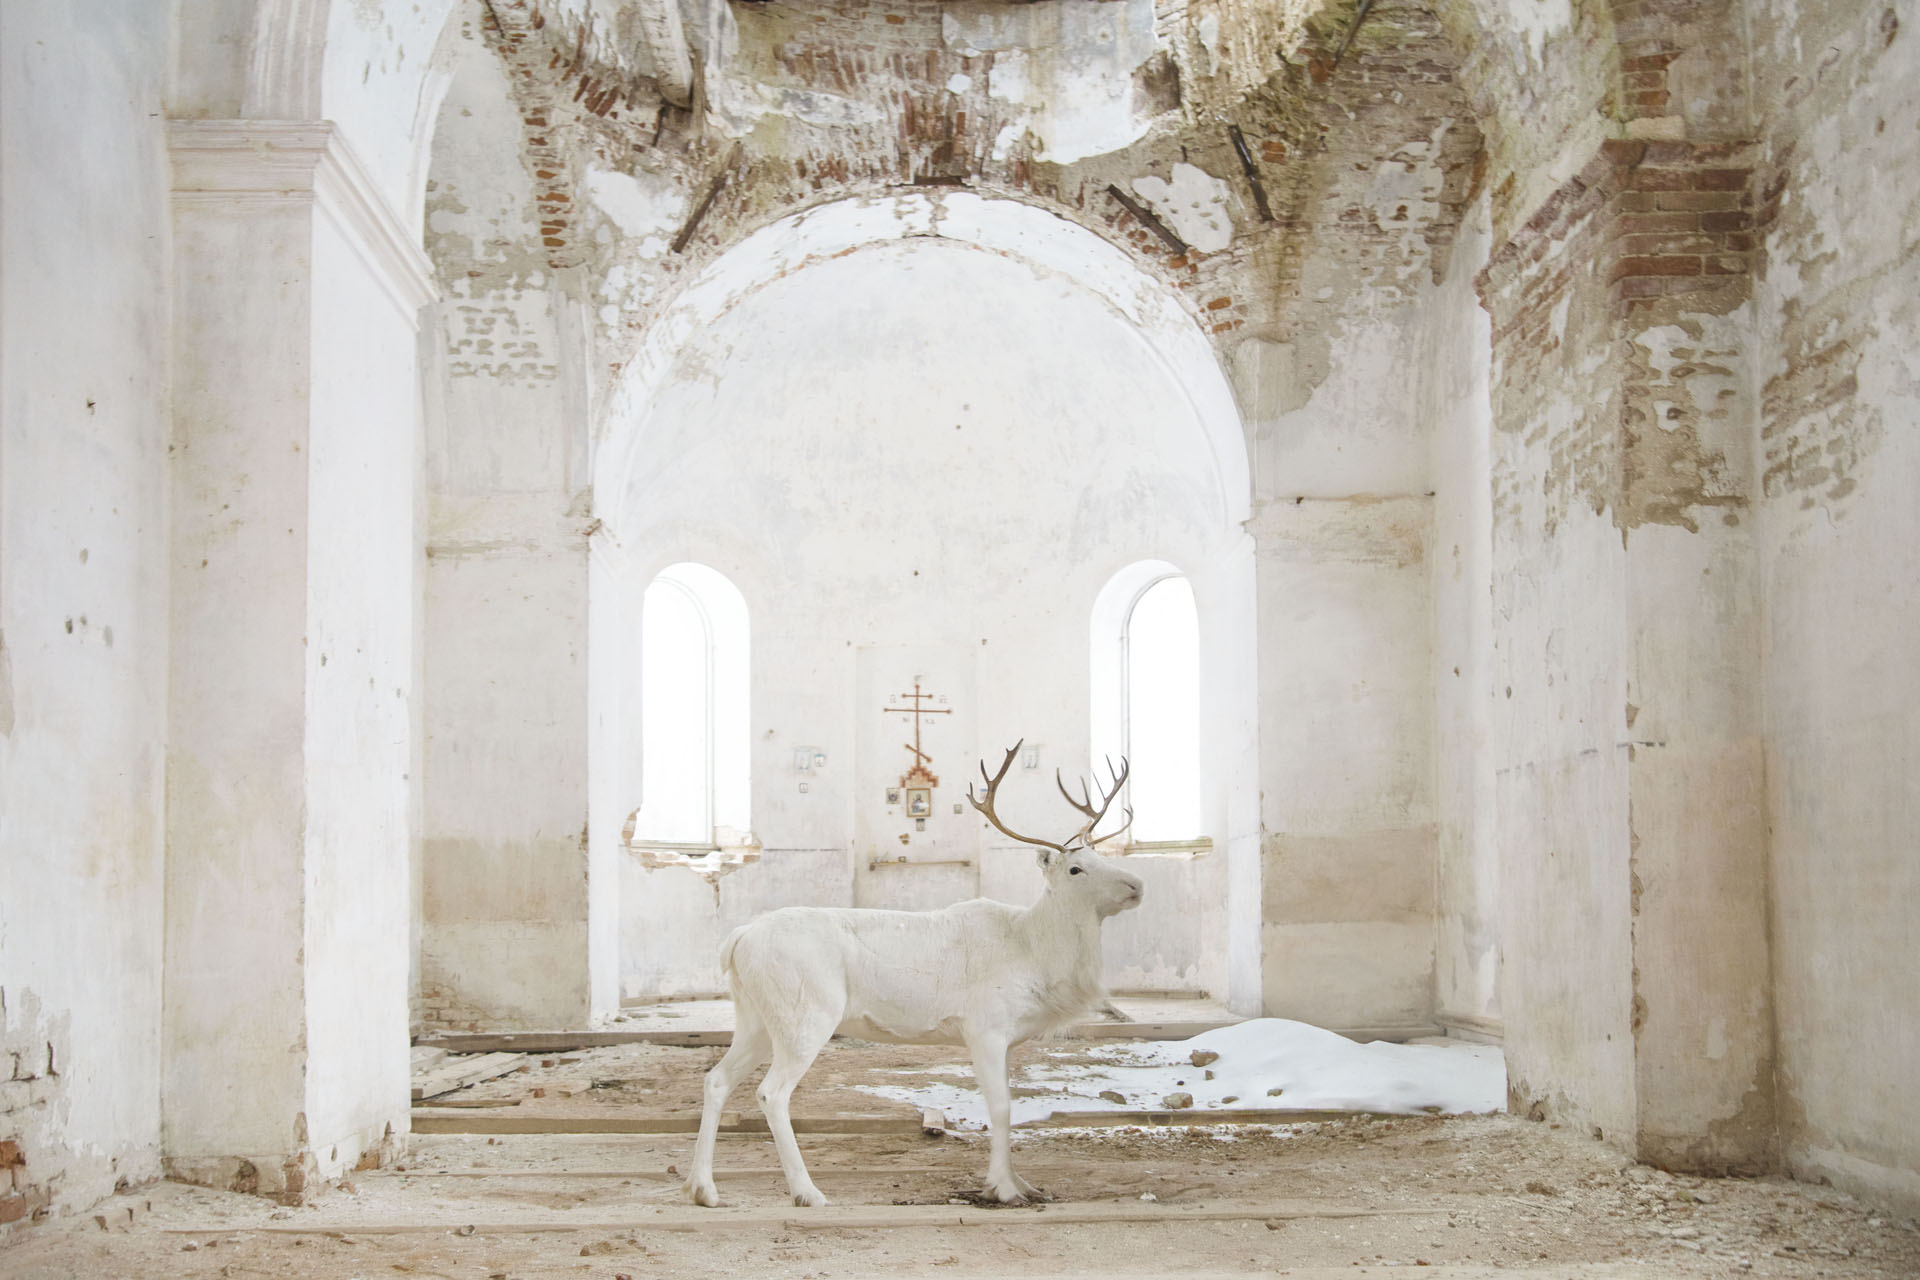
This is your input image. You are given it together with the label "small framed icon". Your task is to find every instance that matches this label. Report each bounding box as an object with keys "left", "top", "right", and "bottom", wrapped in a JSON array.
[
  {"left": 905, "top": 787, "right": 932, "bottom": 818},
  {"left": 885, "top": 787, "right": 903, "bottom": 806}
]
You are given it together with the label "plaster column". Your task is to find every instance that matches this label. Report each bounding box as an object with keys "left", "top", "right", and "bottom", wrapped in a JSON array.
[
  {"left": 164, "top": 122, "right": 433, "bottom": 1198},
  {"left": 1477, "top": 139, "right": 1773, "bottom": 1174}
]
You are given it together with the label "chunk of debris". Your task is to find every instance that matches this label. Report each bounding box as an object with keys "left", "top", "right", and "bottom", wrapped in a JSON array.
[
  {"left": 1099, "top": 1090, "right": 1127, "bottom": 1105},
  {"left": 1190, "top": 1049, "right": 1220, "bottom": 1068},
  {"left": 1163, "top": 1092, "right": 1194, "bottom": 1109}
]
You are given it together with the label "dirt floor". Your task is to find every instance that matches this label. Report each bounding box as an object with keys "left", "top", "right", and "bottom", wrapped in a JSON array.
[{"left": 6, "top": 1037, "right": 1919, "bottom": 1279}]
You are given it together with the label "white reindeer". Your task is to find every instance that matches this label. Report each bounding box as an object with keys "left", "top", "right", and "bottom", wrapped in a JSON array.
[{"left": 685, "top": 742, "right": 1144, "bottom": 1207}]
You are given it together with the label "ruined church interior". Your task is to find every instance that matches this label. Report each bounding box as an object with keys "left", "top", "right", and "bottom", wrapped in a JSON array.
[{"left": 2, "top": 0, "right": 1917, "bottom": 1274}]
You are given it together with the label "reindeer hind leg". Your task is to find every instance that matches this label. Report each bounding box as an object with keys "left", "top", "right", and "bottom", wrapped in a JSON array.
[
  {"left": 757, "top": 998, "right": 841, "bottom": 1207},
  {"left": 686, "top": 996, "right": 771, "bottom": 1207}
]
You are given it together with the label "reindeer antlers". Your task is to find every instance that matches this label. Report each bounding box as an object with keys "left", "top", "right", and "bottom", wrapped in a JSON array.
[
  {"left": 969, "top": 740, "right": 1070, "bottom": 855},
  {"left": 968, "top": 741, "right": 1133, "bottom": 852},
  {"left": 1056, "top": 756, "right": 1134, "bottom": 849}
]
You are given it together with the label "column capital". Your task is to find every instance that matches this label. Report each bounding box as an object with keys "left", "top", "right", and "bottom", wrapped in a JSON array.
[{"left": 169, "top": 120, "right": 436, "bottom": 321}]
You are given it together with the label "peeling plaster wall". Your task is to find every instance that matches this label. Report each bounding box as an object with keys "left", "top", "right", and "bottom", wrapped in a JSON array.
[
  {"left": 0, "top": 0, "right": 171, "bottom": 1223},
  {"left": 1425, "top": 198, "right": 1499, "bottom": 1035},
  {"left": 1474, "top": 127, "right": 1773, "bottom": 1171},
  {"left": 1749, "top": 0, "right": 1920, "bottom": 1213},
  {"left": 412, "top": 0, "right": 1484, "bottom": 1031},
  {"left": 320, "top": 0, "right": 462, "bottom": 220},
  {"left": 420, "top": 20, "right": 596, "bottom": 1030},
  {"left": 1242, "top": 282, "right": 1450, "bottom": 1034}
]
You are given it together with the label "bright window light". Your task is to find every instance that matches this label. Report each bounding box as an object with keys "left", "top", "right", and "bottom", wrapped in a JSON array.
[
  {"left": 630, "top": 564, "right": 750, "bottom": 845},
  {"left": 1124, "top": 575, "right": 1202, "bottom": 840}
]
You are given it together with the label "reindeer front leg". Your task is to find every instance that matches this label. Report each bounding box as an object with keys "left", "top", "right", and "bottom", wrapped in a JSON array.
[{"left": 966, "top": 1032, "right": 1041, "bottom": 1203}]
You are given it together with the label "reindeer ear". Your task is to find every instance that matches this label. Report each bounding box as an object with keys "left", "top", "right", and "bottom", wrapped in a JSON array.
[{"left": 1035, "top": 847, "right": 1062, "bottom": 872}]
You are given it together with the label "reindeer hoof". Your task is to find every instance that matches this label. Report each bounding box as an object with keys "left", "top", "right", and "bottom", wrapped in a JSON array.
[
  {"left": 687, "top": 1180, "right": 722, "bottom": 1207},
  {"left": 791, "top": 1186, "right": 830, "bottom": 1208}
]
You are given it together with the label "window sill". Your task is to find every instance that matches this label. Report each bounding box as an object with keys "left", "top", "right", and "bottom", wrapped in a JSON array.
[
  {"left": 1116, "top": 837, "right": 1213, "bottom": 858},
  {"left": 627, "top": 839, "right": 762, "bottom": 874}
]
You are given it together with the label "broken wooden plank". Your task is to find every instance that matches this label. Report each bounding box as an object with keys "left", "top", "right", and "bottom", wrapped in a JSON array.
[
  {"left": 411, "top": 1052, "right": 524, "bottom": 1102},
  {"left": 416, "top": 1019, "right": 1440, "bottom": 1054},
  {"left": 671, "top": 141, "right": 743, "bottom": 254},
  {"left": 414, "top": 1030, "right": 733, "bottom": 1052},
  {"left": 410, "top": 1109, "right": 924, "bottom": 1136},
  {"left": 1105, "top": 183, "right": 1189, "bottom": 255},
  {"left": 1022, "top": 1107, "right": 1363, "bottom": 1129},
  {"left": 410, "top": 1045, "right": 449, "bottom": 1072},
  {"left": 170, "top": 1199, "right": 1443, "bottom": 1236},
  {"left": 1228, "top": 124, "right": 1274, "bottom": 222},
  {"left": 414, "top": 1020, "right": 1238, "bottom": 1054},
  {"left": 1069, "top": 1020, "right": 1236, "bottom": 1041},
  {"left": 1332, "top": 0, "right": 1377, "bottom": 64}
]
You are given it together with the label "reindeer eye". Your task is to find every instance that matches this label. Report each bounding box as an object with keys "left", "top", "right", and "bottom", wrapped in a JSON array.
[{"left": 1069, "top": 866, "right": 1085, "bottom": 875}]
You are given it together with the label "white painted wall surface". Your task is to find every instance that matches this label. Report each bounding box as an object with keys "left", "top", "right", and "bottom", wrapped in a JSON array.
[
  {"left": 1751, "top": 0, "right": 1920, "bottom": 1210},
  {"left": 1240, "top": 290, "right": 1441, "bottom": 1033},
  {"left": 0, "top": 0, "right": 172, "bottom": 1217},
  {"left": 299, "top": 210, "right": 424, "bottom": 1177},
  {"left": 597, "top": 229, "right": 1255, "bottom": 1006},
  {"left": 418, "top": 19, "right": 598, "bottom": 1031},
  {"left": 1425, "top": 203, "right": 1500, "bottom": 1033},
  {"left": 165, "top": 121, "right": 432, "bottom": 1191}
]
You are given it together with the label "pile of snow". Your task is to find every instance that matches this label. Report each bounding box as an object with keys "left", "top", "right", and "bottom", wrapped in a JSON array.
[{"left": 852, "top": 1019, "right": 1506, "bottom": 1131}]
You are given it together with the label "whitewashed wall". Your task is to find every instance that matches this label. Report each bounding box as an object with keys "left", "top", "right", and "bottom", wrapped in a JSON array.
[
  {"left": 595, "top": 227, "right": 1257, "bottom": 1008},
  {"left": 0, "top": 0, "right": 172, "bottom": 1219},
  {"left": 1238, "top": 285, "right": 1447, "bottom": 1036},
  {"left": 419, "top": 16, "right": 599, "bottom": 1030},
  {"left": 1750, "top": 0, "right": 1920, "bottom": 1211},
  {"left": 1425, "top": 202, "right": 1499, "bottom": 1036}
]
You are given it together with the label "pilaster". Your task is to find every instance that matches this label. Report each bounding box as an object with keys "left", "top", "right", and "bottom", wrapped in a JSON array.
[{"left": 164, "top": 121, "right": 430, "bottom": 1198}]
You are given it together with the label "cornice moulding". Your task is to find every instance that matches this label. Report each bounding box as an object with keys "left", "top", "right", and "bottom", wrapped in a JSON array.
[{"left": 169, "top": 119, "right": 437, "bottom": 320}]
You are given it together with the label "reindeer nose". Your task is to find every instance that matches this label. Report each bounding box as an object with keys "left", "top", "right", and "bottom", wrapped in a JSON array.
[{"left": 1122, "top": 872, "right": 1144, "bottom": 899}]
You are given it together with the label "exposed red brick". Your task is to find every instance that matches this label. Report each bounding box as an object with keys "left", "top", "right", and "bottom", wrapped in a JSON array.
[
  {"left": 1616, "top": 211, "right": 1702, "bottom": 234},
  {"left": 1693, "top": 168, "right": 1750, "bottom": 191},
  {"left": 0, "top": 1189, "right": 50, "bottom": 1225},
  {"left": 1629, "top": 168, "right": 1694, "bottom": 192},
  {"left": 1610, "top": 254, "right": 1702, "bottom": 282},
  {"left": 1658, "top": 190, "right": 1744, "bottom": 212},
  {"left": 1640, "top": 142, "right": 1699, "bottom": 166},
  {"left": 1600, "top": 139, "right": 1648, "bottom": 167}
]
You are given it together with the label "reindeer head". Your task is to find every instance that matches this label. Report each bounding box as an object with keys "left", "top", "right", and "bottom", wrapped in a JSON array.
[{"left": 968, "top": 741, "right": 1145, "bottom": 919}]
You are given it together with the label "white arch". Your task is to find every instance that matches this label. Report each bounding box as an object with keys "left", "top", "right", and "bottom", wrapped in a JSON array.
[{"left": 593, "top": 191, "right": 1251, "bottom": 542}]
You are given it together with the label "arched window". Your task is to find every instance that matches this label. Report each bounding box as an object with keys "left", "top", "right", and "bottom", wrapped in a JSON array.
[
  {"left": 628, "top": 563, "right": 750, "bottom": 848},
  {"left": 1091, "top": 561, "right": 1203, "bottom": 844}
]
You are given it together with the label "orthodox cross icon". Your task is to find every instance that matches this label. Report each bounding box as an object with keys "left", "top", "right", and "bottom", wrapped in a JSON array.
[{"left": 882, "top": 681, "right": 950, "bottom": 799}]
